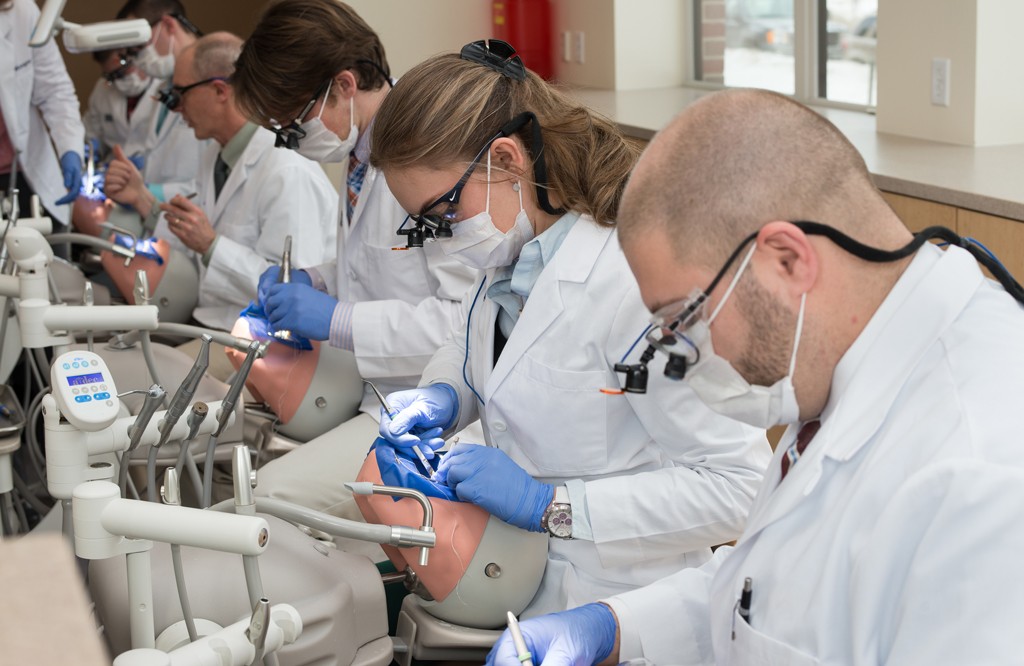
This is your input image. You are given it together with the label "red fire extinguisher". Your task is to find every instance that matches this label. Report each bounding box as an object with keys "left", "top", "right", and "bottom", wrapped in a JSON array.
[{"left": 492, "top": 0, "right": 554, "bottom": 80}]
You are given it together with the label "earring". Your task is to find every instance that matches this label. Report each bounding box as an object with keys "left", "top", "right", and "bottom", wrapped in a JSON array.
[{"left": 512, "top": 181, "right": 521, "bottom": 192}]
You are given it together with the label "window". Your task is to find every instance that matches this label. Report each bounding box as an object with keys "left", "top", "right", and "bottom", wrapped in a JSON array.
[{"left": 693, "top": 0, "right": 878, "bottom": 109}]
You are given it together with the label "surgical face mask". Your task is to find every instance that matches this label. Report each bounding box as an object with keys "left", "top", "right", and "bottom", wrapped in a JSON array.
[
  {"left": 440, "top": 152, "right": 535, "bottom": 270},
  {"left": 113, "top": 70, "right": 149, "bottom": 97},
  {"left": 133, "top": 23, "right": 175, "bottom": 79},
  {"left": 681, "top": 244, "right": 807, "bottom": 428},
  {"left": 294, "top": 82, "right": 358, "bottom": 164}
]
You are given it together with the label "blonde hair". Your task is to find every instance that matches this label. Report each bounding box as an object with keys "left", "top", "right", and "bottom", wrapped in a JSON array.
[{"left": 370, "top": 54, "right": 641, "bottom": 226}]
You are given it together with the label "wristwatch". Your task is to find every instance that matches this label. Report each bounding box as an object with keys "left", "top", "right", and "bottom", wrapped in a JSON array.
[{"left": 541, "top": 486, "right": 573, "bottom": 539}]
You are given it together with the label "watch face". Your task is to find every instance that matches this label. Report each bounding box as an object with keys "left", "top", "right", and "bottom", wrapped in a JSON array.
[{"left": 547, "top": 505, "right": 572, "bottom": 538}]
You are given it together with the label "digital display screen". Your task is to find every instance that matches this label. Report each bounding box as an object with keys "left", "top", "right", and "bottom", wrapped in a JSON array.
[{"left": 67, "top": 373, "right": 104, "bottom": 387}]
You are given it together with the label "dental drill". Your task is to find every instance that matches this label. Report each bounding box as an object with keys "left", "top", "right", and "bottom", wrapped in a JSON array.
[
  {"left": 147, "top": 336, "right": 211, "bottom": 502},
  {"left": 273, "top": 236, "right": 293, "bottom": 342},
  {"left": 119, "top": 384, "right": 166, "bottom": 498},
  {"left": 174, "top": 402, "right": 208, "bottom": 498},
  {"left": 202, "top": 340, "right": 262, "bottom": 508}
]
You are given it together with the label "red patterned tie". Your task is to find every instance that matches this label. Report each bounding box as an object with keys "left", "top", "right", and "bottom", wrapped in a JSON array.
[{"left": 779, "top": 420, "right": 821, "bottom": 481}]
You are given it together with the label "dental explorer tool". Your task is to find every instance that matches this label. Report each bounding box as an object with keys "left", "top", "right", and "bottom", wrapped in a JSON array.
[
  {"left": 506, "top": 611, "right": 535, "bottom": 666},
  {"left": 273, "top": 235, "right": 293, "bottom": 341},
  {"left": 363, "top": 379, "right": 433, "bottom": 476}
]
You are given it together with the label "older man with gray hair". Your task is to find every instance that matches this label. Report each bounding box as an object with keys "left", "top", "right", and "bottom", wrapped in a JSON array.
[{"left": 109, "top": 31, "right": 338, "bottom": 330}]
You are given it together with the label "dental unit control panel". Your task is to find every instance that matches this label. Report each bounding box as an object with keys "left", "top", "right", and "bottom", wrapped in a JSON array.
[{"left": 51, "top": 350, "right": 119, "bottom": 431}]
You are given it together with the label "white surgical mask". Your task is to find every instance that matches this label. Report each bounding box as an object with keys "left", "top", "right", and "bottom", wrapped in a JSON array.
[
  {"left": 440, "top": 152, "right": 535, "bottom": 270},
  {"left": 134, "top": 23, "right": 175, "bottom": 79},
  {"left": 113, "top": 70, "right": 149, "bottom": 98},
  {"left": 682, "top": 244, "right": 806, "bottom": 428},
  {"left": 294, "top": 81, "right": 358, "bottom": 163}
]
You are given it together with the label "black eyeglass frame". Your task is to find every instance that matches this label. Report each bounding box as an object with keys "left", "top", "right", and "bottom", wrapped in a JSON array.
[
  {"left": 157, "top": 76, "right": 228, "bottom": 111},
  {"left": 102, "top": 56, "right": 133, "bottom": 84},
  {"left": 271, "top": 79, "right": 333, "bottom": 150}
]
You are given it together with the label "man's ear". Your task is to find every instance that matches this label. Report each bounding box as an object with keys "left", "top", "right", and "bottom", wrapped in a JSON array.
[
  {"left": 335, "top": 70, "right": 359, "bottom": 99},
  {"left": 757, "top": 221, "right": 819, "bottom": 296}
]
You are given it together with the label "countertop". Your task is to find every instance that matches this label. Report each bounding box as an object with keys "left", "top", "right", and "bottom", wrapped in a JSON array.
[{"left": 569, "top": 87, "right": 1024, "bottom": 222}]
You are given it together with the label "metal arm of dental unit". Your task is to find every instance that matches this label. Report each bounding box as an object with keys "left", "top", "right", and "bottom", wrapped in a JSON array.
[{"left": 1, "top": 226, "right": 157, "bottom": 349}]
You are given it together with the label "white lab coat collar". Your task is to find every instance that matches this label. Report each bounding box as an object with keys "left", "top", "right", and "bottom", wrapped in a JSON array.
[
  {"left": 485, "top": 217, "right": 610, "bottom": 398},
  {"left": 743, "top": 244, "right": 985, "bottom": 535}
]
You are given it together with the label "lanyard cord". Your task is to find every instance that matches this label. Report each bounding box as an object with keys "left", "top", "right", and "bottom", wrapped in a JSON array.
[{"left": 464, "top": 276, "right": 488, "bottom": 406}]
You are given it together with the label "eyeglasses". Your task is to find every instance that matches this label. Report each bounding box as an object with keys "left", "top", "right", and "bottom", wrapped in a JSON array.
[
  {"left": 157, "top": 77, "right": 227, "bottom": 111},
  {"left": 271, "top": 79, "right": 332, "bottom": 150},
  {"left": 646, "top": 233, "right": 759, "bottom": 349},
  {"left": 460, "top": 39, "right": 526, "bottom": 81},
  {"left": 103, "top": 57, "right": 133, "bottom": 83}
]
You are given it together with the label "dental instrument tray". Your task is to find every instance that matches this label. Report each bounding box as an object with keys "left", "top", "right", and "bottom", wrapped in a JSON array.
[{"left": 0, "top": 384, "right": 26, "bottom": 437}]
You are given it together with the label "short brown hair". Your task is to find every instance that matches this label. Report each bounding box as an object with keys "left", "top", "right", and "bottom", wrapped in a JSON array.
[
  {"left": 370, "top": 52, "right": 641, "bottom": 226},
  {"left": 233, "top": 0, "right": 390, "bottom": 124}
]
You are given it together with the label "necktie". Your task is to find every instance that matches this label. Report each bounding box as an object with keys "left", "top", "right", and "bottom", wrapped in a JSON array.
[
  {"left": 213, "top": 154, "right": 230, "bottom": 201},
  {"left": 779, "top": 420, "right": 820, "bottom": 481},
  {"left": 346, "top": 152, "right": 368, "bottom": 222}
]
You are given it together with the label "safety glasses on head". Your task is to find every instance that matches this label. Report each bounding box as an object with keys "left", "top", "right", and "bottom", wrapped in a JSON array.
[
  {"left": 460, "top": 39, "right": 526, "bottom": 81},
  {"left": 158, "top": 77, "right": 228, "bottom": 112},
  {"left": 271, "top": 79, "right": 332, "bottom": 150}
]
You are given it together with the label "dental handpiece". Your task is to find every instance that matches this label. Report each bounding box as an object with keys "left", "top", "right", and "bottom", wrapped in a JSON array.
[
  {"left": 274, "top": 235, "right": 293, "bottom": 341},
  {"left": 155, "top": 334, "right": 211, "bottom": 450},
  {"left": 214, "top": 340, "right": 261, "bottom": 437},
  {"left": 120, "top": 383, "right": 166, "bottom": 497},
  {"left": 363, "top": 379, "right": 433, "bottom": 476}
]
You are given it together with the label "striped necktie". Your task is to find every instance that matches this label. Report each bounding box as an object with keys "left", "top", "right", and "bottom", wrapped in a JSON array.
[
  {"left": 346, "top": 152, "right": 368, "bottom": 222},
  {"left": 779, "top": 420, "right": 820, "bottom": 481}
]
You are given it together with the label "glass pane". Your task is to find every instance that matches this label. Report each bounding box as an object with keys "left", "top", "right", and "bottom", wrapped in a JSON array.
[
  {"left": 695, "top": 0, "right": 796, "bottom": 95},
  {"left": 824, "top": 0, "right": 878, "bottom": 106}
]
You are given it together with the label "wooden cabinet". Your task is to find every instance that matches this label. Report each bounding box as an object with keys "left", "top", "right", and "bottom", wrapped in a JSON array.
[{"left": 881, "top": 192, "right": 956, "bottom": 233}]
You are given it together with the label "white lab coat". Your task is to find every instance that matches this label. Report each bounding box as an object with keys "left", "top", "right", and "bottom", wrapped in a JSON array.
[
  {"left": 127, "top": 80, "right": 208, "bottom": 205},
  {"left": 422, "top": 217, "right": 772, "bottom": 615},
  {"left": 0, "top": 0, "right": 84, "bottom": 226},
  {"left": 187, "top": 127, "right": 337, "bottom": 330},
  {"left": 608, "top": 243, "right": 1024, "bottom": 665},
  {"left": 313, "top": 159, "right": 479, "bottom": 415},
  {"left": 83, "top": 77, "right": 164, "bottom": 159}
]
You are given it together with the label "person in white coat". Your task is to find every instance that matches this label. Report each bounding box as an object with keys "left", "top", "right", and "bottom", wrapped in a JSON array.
[
  {"left": 104, "top": 33, "right": 337, "bottom": 331},
  {"left": 104, "top": 0, "right": 206, "bottom": 232},
  {"left": 82, "top": 49, "right": 158, "bottom": 160},
  {"left": 372, "top": 42, "right": 772, "bottom": 617},
  {"left": 228, "top": 0, "right": 480, "bottom": 519},
  {"left": 0, "top": 0, "right": 84, "bottom": 226},
  {"left": 487, "top": 89, "right": 1024, "bottom": 665}
]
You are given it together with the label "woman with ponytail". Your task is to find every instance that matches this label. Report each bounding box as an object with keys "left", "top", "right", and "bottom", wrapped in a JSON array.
[{"left": 371, "top": 40, "right": 772, "bottom": 615}]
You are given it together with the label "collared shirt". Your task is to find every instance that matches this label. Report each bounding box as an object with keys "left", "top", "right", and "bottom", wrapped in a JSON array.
[
  {"left": 488, "top": 211, "right": 580, "bottom": 337},
  {"left": 201, "top": 121, "right": 259, "bottom": 266}
]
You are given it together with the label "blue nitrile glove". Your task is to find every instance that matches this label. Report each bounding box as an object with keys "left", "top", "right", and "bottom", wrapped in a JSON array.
[
  {"left": 128, "top": 154, "right": 146, "bottom": 171},
  {"left": 486, "top": 603, "right": 618, "bottom": 666},
  {"left": 433, "top": 442, "right": 553, "bottom": 532},
  {"left": 258, "top": 265, "right": 312, "bottom": 307},
  {"left": 263, "top": 281, "right": 334, "bottom": 341},
  {"left": 378, "top": 384, "right": 458, "bottom": 457},
  {"left": 56, "top": 151, "right": 83, "bottom": 205}
]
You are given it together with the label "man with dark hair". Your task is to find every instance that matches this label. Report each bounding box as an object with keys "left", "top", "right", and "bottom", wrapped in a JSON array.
[
  {"left": 104, "top": 0, "right": 204, "bottom": 238},
  {"left": 83, "top": 49, "right": 157, "bottom": 160}
]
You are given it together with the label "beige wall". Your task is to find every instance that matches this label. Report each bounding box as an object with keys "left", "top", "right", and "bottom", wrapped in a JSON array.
[{"left": 876, "top": 0, "right": 1024, "bottom": 146}]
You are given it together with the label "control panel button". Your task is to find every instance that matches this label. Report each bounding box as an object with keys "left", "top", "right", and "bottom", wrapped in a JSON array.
[
  {"left": 74, "top": 395, "right": 93, "bottom": 403},
  {"left": 94, "top": 392, "right": 110, "bottom": 400}
]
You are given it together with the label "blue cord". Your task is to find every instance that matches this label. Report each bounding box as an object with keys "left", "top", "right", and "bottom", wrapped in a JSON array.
[
  {"left": 464, "top": 277, "right": 488, "bottom": 406},
  {"left": 939, "top": 237, "right": 1010, "bottom": 274},
  {"left": 619, "top": 324, "right": 654, "bottom": 364}
]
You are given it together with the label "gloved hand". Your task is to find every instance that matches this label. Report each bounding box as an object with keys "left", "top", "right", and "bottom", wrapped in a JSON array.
[
  {"left": 263, "top": 281, "right": 335, "bottom": 341},
  {"left": 378, "top": 384, "right": 458, "bottom": 457},
  {"left": 258, "top": 265, "right": 312, "bottom": 307},
  {"left": 433, "top": 443, "right": 553, "bottom": 532},
  {"left": 128, "top": 154, "right": 146, "bottom": 171},
  {"left": 55, "top": 151, "right": 82, "bottom": 205},
  {"left": 486, "top": 603, "right": 618, "bottom": 666}
]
